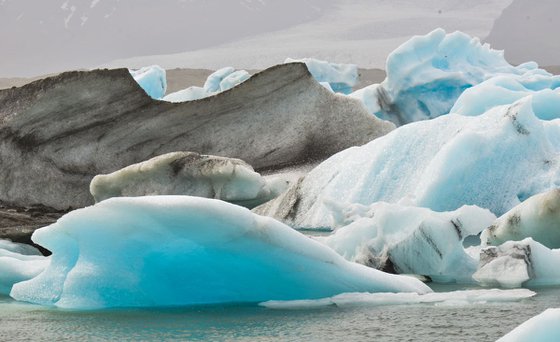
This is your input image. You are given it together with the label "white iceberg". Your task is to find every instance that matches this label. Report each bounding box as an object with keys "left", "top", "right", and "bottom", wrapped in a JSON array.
[
  {"left": 163, "top": 67, "right": 251, "bottom": 102},
  {"left": 473, "top": 238, "right": 560, "bottom": 288},
  {"left": 0, "top": 239, "right": 48, "bottom": 295},
  {"left": 261, "top": 288, "right": 536, "bottom": 309},
  {"left": 11, "top": 196, "right": 430, "bottom": 309},
  {"left": 161, "top": 86, "right": 209, "bottom": 103},
  {"left": 481, "top": 189, "right": 560, "bottom": 249},
  {"left": 498, "top": 308, "right": 560, "bottom": 342},
  {"left": 129, "top": 65, "right": 167, "bottom": 99},
  {"left": 451, "top": 74, "right": 560, "bottom": 119},
  {"left": 318, "top": 203, "right": 496, "bottom": 283},
  {"left": 255, "top": 95, "right": 560, "bottom": 229},
  {"left": 351, "top": 29, "right": 549, "bottom": 125},
  {"left": 285, "top": 58, "right": 358, "bottom": 94},
  {"left": 90, "top": 152, "right": 287, "bottom": 209}
]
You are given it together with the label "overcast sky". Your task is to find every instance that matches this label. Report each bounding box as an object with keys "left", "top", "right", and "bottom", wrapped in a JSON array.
[{"left": 1, "top": 0, "right": 558, "bottom": 78}]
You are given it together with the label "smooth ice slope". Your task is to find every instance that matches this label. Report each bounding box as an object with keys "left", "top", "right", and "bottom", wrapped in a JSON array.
[
  {"left": 351, "top": 29, "right": 549, "bottom": 125},
  {"left": 319, "top": 203, "right": 495, "bottom": 283},
  {"left": 0, "top": 239, "right": 48, "bottom": 295},
  {"left": 482, "top": 189, "right": 560, "bottom": 249},
  {"left": 451, "top": 74, "right": 560, "bottom": 119},
  {"left": 11, "top": 196, "right": 430, "bottom": 309},
  {"left": 285, "top": 58, "right": 358, "bottom": 94},
  {"left": 90, "top": 152, "right": 287, "bottom": 209},
  {"left": 498, "top": 308, "right": 560, "bottom": 342},
  {"left": 255, "top": 96, "right": 560, "bottom": 229},
  {"left": 129, "top": 65, "right": 167, "bottom": 99}
]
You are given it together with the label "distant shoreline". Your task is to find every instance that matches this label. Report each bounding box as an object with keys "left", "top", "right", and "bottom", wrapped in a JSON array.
[
  {"left": 0, "top": 67, "right": 387, "bottom": 93},
  {"left": 4, "top": 65, "right": 560, "bottom": 94}
]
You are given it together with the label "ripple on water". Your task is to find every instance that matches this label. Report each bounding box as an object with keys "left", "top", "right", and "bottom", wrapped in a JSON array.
[{"left": 0, "top": 286, "right": 559, "bottom": 341}]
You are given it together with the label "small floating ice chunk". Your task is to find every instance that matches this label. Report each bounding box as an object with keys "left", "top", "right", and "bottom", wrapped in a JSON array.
[
  {"left": 474, "top": 238, "right": 560, "bottom": 288},
  {"left": 129, "top": 65, "right": 167, "bottom": 99},
  {"left": 260, "top": 288, "right": 536, "bottom": 309}
]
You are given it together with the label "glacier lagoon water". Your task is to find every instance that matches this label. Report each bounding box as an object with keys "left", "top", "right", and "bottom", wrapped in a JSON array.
[{"left": 1, "top": 285, "right": 559, "bottom": 341}]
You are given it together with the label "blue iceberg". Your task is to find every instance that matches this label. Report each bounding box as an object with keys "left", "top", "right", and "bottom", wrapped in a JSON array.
[
  {"left": 163, "top": 67, "right": 250, "bottom": 103},
  {"left": 351, "top": 29, "right": 549, "bottom": 125},
  {"left": 451, "top": 74, "right": 560, "bottom": 120},
  {"left": 256, "top": 94, "right": 560, "bottom": 229},
  {"left": 285, "top": 58, "right": 358, "bottom": 94},
  {"left": 11, "top": 196, "right": 430, "bottom": 309},
  {"left": 129, "top": 65, "right": 167, "bottom": 99},
  {"left": 498, "top": 308, "right": 560, "bottom": 342}
]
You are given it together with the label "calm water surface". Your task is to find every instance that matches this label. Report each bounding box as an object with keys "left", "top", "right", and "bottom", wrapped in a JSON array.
[{"left": 1, "top": 285, "right": 558, "bottom": 341}]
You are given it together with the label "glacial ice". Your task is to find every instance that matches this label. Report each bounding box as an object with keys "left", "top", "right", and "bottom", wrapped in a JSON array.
[
  {"left": 10, "top": 196, "right": 430, "bottom": 309},
  {"left": 351, "top": 29, "right": 549, "bottom": 125},
  {"left": 498, "top": 308, "right": 560, "bottom": 342},
  {"left": 203, "top": 67, "right": 250, "bottom": 93},
  {"left": 90, "top": 152, "right": 287, "bottom": 209},
  {"left": 129, "top": 65, "right": 167, "bottom": 99},
  {"left": 451, "top": 74, "right": 560, "bottom": 119},
  {"left": 0, "top": 240, "right": 48, "bottom": 295},
  {"left": 261, "top": 288, "right": 536, "bottom": 309},
  {"left": 318, "top": 203, "right": 496, "bottom": 283},
  {"left": 163, "top": 67, "right": 250, "bottom": 102},
  {"left": 255, "top": 95, "right": 560, "bottom": 229},
  {"left": 481, "top": 189, "right": 560, "bottom": 249},
  {"left": 285, "top": 58, "right": 358, "bottom": 94},
  {"left": 473, "top": 238, "right": 560, "bottom": 288}
]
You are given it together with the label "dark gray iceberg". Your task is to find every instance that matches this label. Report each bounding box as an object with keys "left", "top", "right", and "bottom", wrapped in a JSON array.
[{"left": 0, "top": 63, "right": 393, "bottom": 210}]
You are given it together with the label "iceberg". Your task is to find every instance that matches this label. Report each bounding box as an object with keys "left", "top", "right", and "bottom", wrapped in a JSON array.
[
  {"left": 163, "top": 67, "right": 251, "bottom": 103},
  {"left": 351, "top": 29, "right": 549, "bottom": 125},
  {"left": 473, "top": 238, "right": 560, "bottom": 288},
  {"left": 451, "top": 75, "right": 560, "bottom": 119},
  {"left": 0, "top": 239, "right": 48, "bottom": 295},
  {"left": 255, "top": 95, "right": 560, "bottom": 229},
  {"left": 129, "top": 65, "right": 167, "bottom": 99},
  {"left": 481, "top": 189, "right": 560, "bottom": 249},
  {"left": 11, "top": 196, "right": 430, "bottom": 309},
  {"left": 498, "top": 308, "right": 560, "bottom": 342},
  {"left": 90, "top": 152, "right": 287, "bottom": 209},
  {"left": 318, "top": 203, "right": 496, "bottom": 283},
  {"left": 261, "top": 288, "right": 536, "bottom": 309},
  {"left": 285, "top": 58, "right": 358, "bottom": 94}
]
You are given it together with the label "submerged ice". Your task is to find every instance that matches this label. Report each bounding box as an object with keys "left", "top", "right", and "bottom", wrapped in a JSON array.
[{"left": 10, "top": 196, "right": 430, "bottom": 309}]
